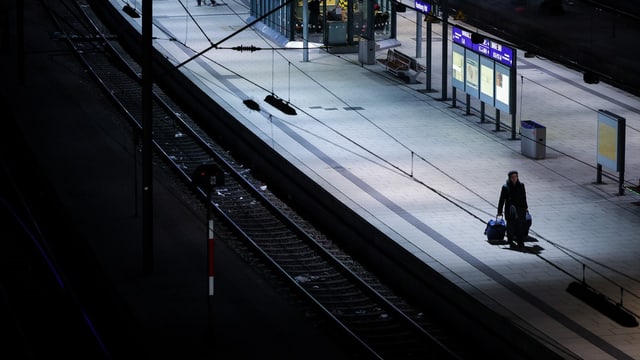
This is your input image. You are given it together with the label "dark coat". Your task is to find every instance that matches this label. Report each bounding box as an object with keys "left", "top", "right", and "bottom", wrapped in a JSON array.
[{"left": 498, "top": 180, "right": 528, "bottom": 220}]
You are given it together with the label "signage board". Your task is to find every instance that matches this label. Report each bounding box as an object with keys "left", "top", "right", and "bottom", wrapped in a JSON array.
[
  {"left": 414, "top": 0, "right": 431, "bottom": 14},
  {"left": 452, "top": 26, "right": 514, "bottom": 67},
  {"left": 597, "top": 110, "right": 626, "bottom": 172},
  {"left": 451, "top": 25, "right": 516, "bottom": 114}
]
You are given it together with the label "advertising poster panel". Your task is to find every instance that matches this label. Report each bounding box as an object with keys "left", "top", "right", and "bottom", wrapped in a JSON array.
[
  {"left": 597, "top": 110, "right": 625, "bottom": 172},
  {"left": 465, "top": 52, "right": 480, "bottom": 97},
  {"left": 495, "top": 63, "right": 510, "bottom": 113},
  {"left": 452, "top": 43, "right": 465, "bottom": 90},
  {"left": 451, "top": 26, "right": 515, "bottom": 115},
  {"left": 479, "top": 56, "right": 494, "bottom": 104}
]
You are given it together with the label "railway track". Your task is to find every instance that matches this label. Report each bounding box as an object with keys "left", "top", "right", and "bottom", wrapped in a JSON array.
[{"left": 41, "top": 0, "right": 481, "bottom": 358}]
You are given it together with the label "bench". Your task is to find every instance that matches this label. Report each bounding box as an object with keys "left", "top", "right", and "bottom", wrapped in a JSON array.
[
  {"left": 377, "top": 49, "right": 426, "bottom": 84},
  {"left": 381, "top": 49, "right": 410, "bottom": 76}
]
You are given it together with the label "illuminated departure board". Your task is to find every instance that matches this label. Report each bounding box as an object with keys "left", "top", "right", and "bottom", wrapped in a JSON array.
[
  {"left": 451, "top": 27, "right": 514, "bottom": 67},
  {"left": 451, "top": 26, "right": 516, "bottom": 114}
]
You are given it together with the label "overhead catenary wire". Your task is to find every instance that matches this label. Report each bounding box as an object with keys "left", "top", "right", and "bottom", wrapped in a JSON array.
[
  {"left": 179, "top": 0, "right": 638, "bottom": 226},
  {"left": 171, "top": 0, "right": 295, "bottom": 71},
  {"left": 156, "top": 1, "right": 640, "bottom": 314},
  {"left": 190, "top": 46, "right": 640, "bottom": 312},
  {"left": 176, "top": 0, "right": 213, "bottom": 45}
]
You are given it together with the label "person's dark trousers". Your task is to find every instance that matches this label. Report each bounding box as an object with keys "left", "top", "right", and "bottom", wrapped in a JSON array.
[{"left": 506, "top": 207, "right": 527, "bottom": 246}]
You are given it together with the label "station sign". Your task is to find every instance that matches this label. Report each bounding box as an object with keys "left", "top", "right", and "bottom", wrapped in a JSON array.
[
  {"left": 414, "top": 0, "right": 432, "bottom": 14},
  {"left": 452, "top": 26, "right": 514, "bottom": 67},
  {"left": 451, "top": 26, "right": 516, "bottom": 114}
]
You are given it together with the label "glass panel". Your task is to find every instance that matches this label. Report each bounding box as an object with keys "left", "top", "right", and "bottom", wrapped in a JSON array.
[
  {"left": 285, "top": 0, "right": 398, "bottom": 46},
  {"left": 325, "top": 0, "right": 348, "bottom": 45},
  {"left": 374, "top": 0, "right": 391, "bottom": 41},
  {"left": 350, "top": 0, "right": 364, "bottom": 41},
  {"left": 293, "top": 0, "right": 324, "bottom": 42}
]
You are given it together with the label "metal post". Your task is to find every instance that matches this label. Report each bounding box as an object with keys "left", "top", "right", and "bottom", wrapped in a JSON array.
[
  {"left": 510, "top": 50, "right": 518, "bottom": 139},
  {"left": 618, "top": 120, "right": 626, "bottom": 195},
  {"left": 192, "top": 164, "right": 224, "bottom": 334},
  {"left": 16, "top": 0, "right": 24, "bottom": 83},
  {"left": 142, "top": 0, "right": 154, "bottom": 274},
  {"left": 303, "top": 0, "right": 308, "bottom": 62},
  {"left": 440, "top": 0, "right": 448, "bottom": 100},
  {"left": 416, "top": 12, "right": 422, "bottom": 58},
  {"left": 451, "top": 87, "right": 457, "bottom": 108},
  {"left": 207, "top": 191, "right": 215, "bottom": 332},
  {"left": 410, "top": 151, "right": 414, "bottom": 177},
  {"left": 426, "top": 18, "right": 432, "bottom": 92},
  {"left": 391, "top": 1, "right": 397, "bottom": 39},
  {"left": 134, "top": 134, "right": 139, "bottom": 216},
  {"left": 597, "top": 163, "right": 603, "bottom": 184}
]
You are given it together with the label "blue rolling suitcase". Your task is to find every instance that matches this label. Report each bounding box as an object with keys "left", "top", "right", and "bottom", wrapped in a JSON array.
[{"left": 484, "top": 216, "right": 506, "bottom": 241}]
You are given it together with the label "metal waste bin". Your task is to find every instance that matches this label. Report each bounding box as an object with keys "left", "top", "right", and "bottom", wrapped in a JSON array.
[
  {"left": 520, "top": 120, "right": 546, "bottom": 159},
  {"left": 358, "top": 38, "right": 375, "bottom": 65}
]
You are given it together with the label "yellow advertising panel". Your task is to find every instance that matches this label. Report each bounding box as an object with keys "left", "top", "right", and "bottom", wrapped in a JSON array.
[
  {"left": 596, "top": 110, "right": 625, "bottom": 172},
  {"left": 598, "top": 122, "right": 616, "bottom": 162}
]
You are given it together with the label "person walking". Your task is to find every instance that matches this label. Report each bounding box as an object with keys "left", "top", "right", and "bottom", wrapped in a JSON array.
[{"left": 497, "top": 170, "right": 529, "bottom": 247}]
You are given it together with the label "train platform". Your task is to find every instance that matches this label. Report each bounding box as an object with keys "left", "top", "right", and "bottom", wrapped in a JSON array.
[
  {"left": 3, "top": 0, "right": 640, "bottom": 359},
  {"left": 114, "top": 0, "right": 640, "bottom": 358}
]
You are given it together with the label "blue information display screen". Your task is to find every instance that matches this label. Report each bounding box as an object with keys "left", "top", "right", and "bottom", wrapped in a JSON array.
[
  {"left": 451, "top": 25, "right": 516, "bottom": 114},
  {"left": 414, "top": 0, "right": 431, "bottom": 14},
  {"left": 452, "top": 27, "right": 514, "bottom": 67}
]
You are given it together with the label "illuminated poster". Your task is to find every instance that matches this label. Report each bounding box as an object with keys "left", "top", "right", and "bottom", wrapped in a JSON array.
[
  {"left": 597, "top": 110, "right": 625, "bottom": 172},
  {"left": 495, "top": 63, "right": 510, "bottom": 113},
  {"left": 465, "top": 52, "right": 479, "bottom": 97},
  {"left": 598, "top": 122, "right": 617, "bottom": 163},
  {"left": 452, "top": 44, "right": 465, "bottom": 89},
  {"left": 479, "top": 56, "right": 494, "bottom": 104}
]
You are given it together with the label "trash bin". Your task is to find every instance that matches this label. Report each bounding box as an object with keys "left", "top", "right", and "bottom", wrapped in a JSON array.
[
  {"left": 520, "top": 120, "right": 546, "bottom": 159},
  {"left": 358, "top": 38, "right": 375, "bottom": 65}
]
